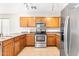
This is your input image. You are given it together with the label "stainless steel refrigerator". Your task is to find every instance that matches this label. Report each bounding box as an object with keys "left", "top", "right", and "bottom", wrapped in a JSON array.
[{"left": 62, "top": 3, "right": 79, "bottom": 56}]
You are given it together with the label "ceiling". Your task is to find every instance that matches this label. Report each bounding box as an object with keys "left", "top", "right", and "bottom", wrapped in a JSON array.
[{"left": 0, "top": 3, "right": 68, "bottom": 16}]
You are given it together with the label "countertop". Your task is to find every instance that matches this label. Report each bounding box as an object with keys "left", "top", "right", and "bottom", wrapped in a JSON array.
[
  {"left": 0, "top": 33, "right": 26, "bottom": 42},
  {"left": 0, "top": 28, "right": 61, "bottom": 42}
]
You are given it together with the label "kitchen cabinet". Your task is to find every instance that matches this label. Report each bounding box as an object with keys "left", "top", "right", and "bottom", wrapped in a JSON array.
[
  {"left": 2, "top": 39, "right": 14, "bottom": 56},
  {"left": 26, "top": 33, "right": 35, "bottom": 46},
  {"left": 47, "top": 34, "right": 56, "bottom": 46},
  {"left": 35, "top": 17, "right": 45, "bottom": 23},
  {"left": 14, "top": 36, "right": 20, "bottom": 55},
  {"left": 20, "top": 17, "right": 35, "bottom": 27},
  {"left": 20, "top": 17, "right": 61, "bottom": 28},
  {"left": 20, "top": 17, "right": 28, "bottom": 27},
  {"left": 55, "top": 35, "right": 60, "bottom": 48},
  {"left": 20, "top": 35, "right": 26, "bottom": 50},
  {"left": 43, "top": 17, "right": 61, "bottom": 28},
  {"left": 28, "top": 17, "right": 35, "bottom": 27}
]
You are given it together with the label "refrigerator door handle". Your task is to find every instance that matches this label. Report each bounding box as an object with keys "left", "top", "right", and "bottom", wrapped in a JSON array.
[{"left": 64, "top": 16, "right": 70, "bottom": 56}]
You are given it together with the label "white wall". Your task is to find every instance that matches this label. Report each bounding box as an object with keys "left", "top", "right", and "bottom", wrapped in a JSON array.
[
  {"left": 0, "top": 3, "right": 68, "bottom": 33},
  {"left": 0, "top": 19, "right": 1, "bottom": 33}
]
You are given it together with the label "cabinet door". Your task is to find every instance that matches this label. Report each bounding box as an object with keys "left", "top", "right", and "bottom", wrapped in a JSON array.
[
  {"left": 20, "top": 36, "right": 26, "bottom": 50},
  {"left": 3, "top": 43, "right": 14, "bottom": 56},
  {"left": 2, "top": 39, "right": 14, "bottom": 56},
  {"left": 3, "top": 45, "right": 10, "bottom": 56},
  {"left": 26, "top": 34, "right": 34, "bottom": 46},
  {"left": 9, "top": 43, "right": 14, "bottom": 56},
  {"left": 43, "top": 17, "right": 60, "bottom": 28},
  {"left": 20, "top": 39, "right": 24, "bottom": 50},
  {"left": 35, "top": 17, "right": 45, "bottom": 23},
  {"left": 47, "top": 35, "right": 56, "bottom": 46},
  {"left": 15, "top": 41, "right": 20, "bottom": 55},
  {"left": 56, "top": 35, "right": 60, "bottom": 48},
  {"left": 20, "top": 17, "right": 28, "bottom": 27},
  {"left": 28, "top": 17, "right": 35, "bottom": 27}
]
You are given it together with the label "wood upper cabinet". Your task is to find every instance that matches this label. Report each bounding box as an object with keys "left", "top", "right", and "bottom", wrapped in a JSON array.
[
  {"left": 2, "top": 39, "right": 14, "bottom": 56},
  {"left": 20, "top": 17, "right": 28, "bottom": 27},
  {"left": 26, "top": 33, "right": 34, "bottom": 46},
  {"left": 47, "top": 34, "right": 56, "bottom": 46},
  {"left": 20, "top": 17, "right": 35, "bottom": 27},
  {"left": 43, "top": 17, "right": 61, "bottom": 28},
  {"left": 20, "top": 17, "right": 61, "bottom": 28},
  {"left": 28, "top": 17, "right": 35, "bottom": 27},
  {"left": 35, "top": 17, "right": 45, "bottom": 23}
]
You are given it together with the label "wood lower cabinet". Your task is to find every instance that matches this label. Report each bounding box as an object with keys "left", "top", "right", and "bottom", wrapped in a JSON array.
[
  {"left": 47, "top": 33, "right": 60, "bottom": 48},
  {"left": 2, "top": 34, "right": 26, "bottom": 56},
  {"left": 26, "top": 34, "right": 34, "bottom": 46},
  {"left": 2, "top": 39, "right": 14, "bottom": 56},
  {"left": 55, "top": 35, "right": 60, "bottom": 48},
  {"left": 20, "top": 35, "right": 26, "bottom": 50},
  {"left": 14, "top": 36, "right": 20, "bottom": 55},
  {"left": 47, "top": 34, "right": 56, "bottom": 46},
  {"left": 2, "top": 33, "right": 60, "bottom": 56}
]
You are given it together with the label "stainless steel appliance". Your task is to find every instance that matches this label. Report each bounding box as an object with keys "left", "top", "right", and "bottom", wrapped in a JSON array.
[
  {"left": 35, "top": 22, "right": 46, "bottom": 48},
  {"left": 35, "top": 34, "right": 46, "bottom": 48},
  {"left": 62, "top": 4, "right": 79, "bottom": 56}
]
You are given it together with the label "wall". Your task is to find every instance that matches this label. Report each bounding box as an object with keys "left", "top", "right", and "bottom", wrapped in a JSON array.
[{"left": 0, "top": 3, "right": 68, "bottom": 34}]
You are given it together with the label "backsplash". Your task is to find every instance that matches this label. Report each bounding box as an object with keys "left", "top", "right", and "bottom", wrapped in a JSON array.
[{"left": 20, "top": 27, "right": 60, "bottom": 33}]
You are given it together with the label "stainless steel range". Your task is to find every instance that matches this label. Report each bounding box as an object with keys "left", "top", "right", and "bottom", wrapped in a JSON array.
[
  {"left": 35, "top": 34, "right": 46, "bottom": 48},
  {"left": 35, "top": 22, "right": 46, "bottom": 48}
]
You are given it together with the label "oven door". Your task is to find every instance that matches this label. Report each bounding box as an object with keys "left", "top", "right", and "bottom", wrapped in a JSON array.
[{"left": 35, "top": 35, "right": 46, "bottom": 43}]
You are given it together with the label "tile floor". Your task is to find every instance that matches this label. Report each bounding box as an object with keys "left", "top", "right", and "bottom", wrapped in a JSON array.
[{"left": 18, "top": 47, "right": 60, "bottom": 56}]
